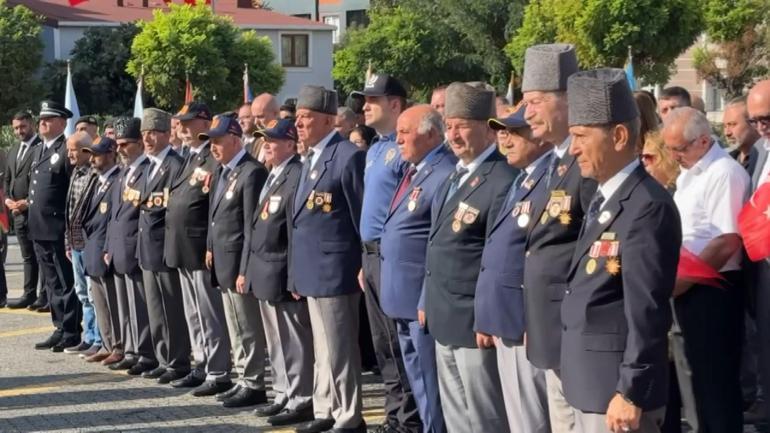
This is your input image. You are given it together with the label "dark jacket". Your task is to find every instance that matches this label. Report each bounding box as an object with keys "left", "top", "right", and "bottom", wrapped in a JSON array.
[
  {"left": 27, "top": 135, "right": 73, "bottom": 241},
  {"left": 82, "top": 167, "right": 121, "bottom": 278},
  {"left": 105, "top": 157, "right": 150, "bottom": 275}
]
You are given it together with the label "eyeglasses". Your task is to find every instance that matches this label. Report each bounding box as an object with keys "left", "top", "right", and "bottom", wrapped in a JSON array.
[
  {"left": 748, "top": 115, "right": 770, "bottom": 128},
  {"left": 666, "top": 139, "right": 697, "bottom": 154}
]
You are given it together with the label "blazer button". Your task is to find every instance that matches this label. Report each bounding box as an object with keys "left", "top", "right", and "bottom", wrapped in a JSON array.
[
  {"left": 525, "top": 251, "right": 530, "bottom": 257},
  {"left": 480, "top": 266, "right": 485, "bottom": 272},
  {"left": 33, "top": 180, "right": 37, "bottom": 184},
  {"left": 565, "top": 289, "right": 571, "bottom": 295},
  {"left": 426, "top": 270, "right": 431, "bottom": 276},
  {"left": 139, "top": 228, "right": 143, "bottom": 232},
  {"left": 211, "top": 222, "right": 215, "bottom": 226}
]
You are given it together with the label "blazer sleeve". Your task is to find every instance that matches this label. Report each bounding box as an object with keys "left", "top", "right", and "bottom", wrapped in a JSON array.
[
  {"left": 342, "top": 149, "right": 366, "bottom": 238},
  {"left": 240, "top": 165, "right": 268, "bottom": 275},
  {"left": 4, "top": 147, "right": 13, "bottom": 194},
  {"left": 617, "top": 200, "right": 681, "bottom": 406}
]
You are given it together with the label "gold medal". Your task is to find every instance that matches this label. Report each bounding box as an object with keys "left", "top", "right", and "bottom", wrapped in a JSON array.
[
  {"left": 306, "top": 200, "right": 314, "bottom": 210},
  {"left": 261, "top": 211, "right": 268, "bottom": 220},
  {"left": 540, "top": 211, "right": 548, "bottom": 225},
  {"left": 452, "top": 219, "right": 462, "bottom": 233},
  {"left": 606, "top": 257, "right": 621, "bottom": 275},
  {"left": 559, "top": 211, "right": 571, "bottom": 226},
  {"left": 586, "top": 258, "right": 597, "bottom": 274},
  {"left": 322, "top": 203, "right": 332, "bottom": 213},
  {"left": 153, "top": 196, "right": 163, "bottom": 207},
  {"left": 407, "top": 200, "right": 416, "bottom": 212},
  {"left": 548, "top": 202, "right": 562, "bottom": 218}
]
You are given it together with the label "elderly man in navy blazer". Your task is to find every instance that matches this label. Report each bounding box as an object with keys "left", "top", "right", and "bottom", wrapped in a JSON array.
[
  {"left": 561, "top": 69, "right": 681, "bottom": 433},
  {"left": 290, "top": 85, "right": 367, "bottom": 433},
  {"left": 474, "top": 105, "right": 552, "bottom": 433},
  {"left": 423, "top": 82, "right": 516, "bottom": 433},
  {"left": 380, "top": 104, "right": 455, "bottom": 433}
]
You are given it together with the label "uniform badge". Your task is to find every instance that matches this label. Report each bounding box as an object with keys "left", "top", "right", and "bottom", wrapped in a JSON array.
[
  {"left": 310, "top": 170, "right": 318, "bottom": 180},
  {"left": 51, "top": 153, "right": 60, "bottom": 165},
  {"left": 384, "top": 148, "right": 396, "bottom": 164},
  {"left": 268, "top": 196, "right": 281, "bottom": 214},
  {"left": 522, "top": 178, "right": 535, "bottom": 190},
  {"left": 557, "top": 164, "right": 567, "bottom": 177},
  {"left": 469, "top": 177, "right": 480, "bottom": 188},
  {"left": 586, "top": 258, "right": 597, "bottom": 274},
  {"left": 99, "top": 202, "right": 108, "bottom": 214},
  {"left": 452, "top": 219, "right": 462, "bottom": 233},
  {"left": 598, "top": 211, "right": 611, "bottom": 224},
  {"left": 606, "top": 257, "right": 621, "bottom": 275}
]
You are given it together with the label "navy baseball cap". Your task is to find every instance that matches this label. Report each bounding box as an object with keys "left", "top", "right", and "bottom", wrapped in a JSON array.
[
  {"left": 254, "top": 118, "right": 298, "bottom": 141},
  {"left": 198, "top": 113, "right": 243, "bottom": 140},
  {"left": 489, "top": 104, "right": 528, "bottom": 130},
  {"left": 82, "top": 136, "right": 117, "bottom": 155},
  {"left": 352, "top": 73, "right": 407, "bottom": 98},
  {"left": 173, "top": 101, "right": 213, "bottom": 121},
  {"left": 76, "top": 115, "right": 98, "bottom": 126}
]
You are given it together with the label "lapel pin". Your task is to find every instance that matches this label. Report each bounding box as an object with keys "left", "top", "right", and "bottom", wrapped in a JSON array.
[{"left": 598, "top": 211, "right": 611, "bottom": 224}]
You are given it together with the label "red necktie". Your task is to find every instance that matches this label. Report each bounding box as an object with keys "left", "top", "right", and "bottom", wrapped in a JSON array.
[{"left": 390, "top": 166, "right": 416, "bottom": 211}]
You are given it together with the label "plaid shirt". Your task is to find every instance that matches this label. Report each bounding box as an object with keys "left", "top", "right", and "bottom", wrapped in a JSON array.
[{"left": 66, "top": 164, "right": 95, "bottom": 251}]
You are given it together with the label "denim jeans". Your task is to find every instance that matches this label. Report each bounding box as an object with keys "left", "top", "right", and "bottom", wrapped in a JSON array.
[{"left": 72, "top": 249, "right": 101, "bottom": 345}]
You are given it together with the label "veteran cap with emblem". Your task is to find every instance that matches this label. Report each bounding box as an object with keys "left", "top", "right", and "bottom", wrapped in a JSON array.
[
  {"left": 444, "top": 81, "right": 496, "bottom": 120},
  {"left": 567, "top": 68, "right": 639, "bottom": 127},
  {"left": 114, "top": 117, "right": 142, "bottom": 140},
  {"left": 521, "top": 44, "right": 579, "bottom": 93},
  {"left": 254, "top": 118, "right": 298, "bottom": 141},
  {"left": 76, "top": 115, "right": 98, "bottom": 126},
  {"left": 173, "top": 101, "right": 213, "bottom": 121},
  {"left": 489, "top": 104, "right": 528, "bottom": 131},
  {"left": 39, "top": 100, "right": 74, "bottom": 119},
  {"left": 82, "top": 136, "right": 117, "bottom": 155},
  {"left": 141, "top": 108, "right": 171, "bottom": 132},
  {"left": 297, "top": 85, "right": 338, "bottom": 116},
  {"left": 198, "top": 113, "right": 243, "bottom": 140},
  {"left": 352, "top": 73, "right": 407, "bottom": 98}
]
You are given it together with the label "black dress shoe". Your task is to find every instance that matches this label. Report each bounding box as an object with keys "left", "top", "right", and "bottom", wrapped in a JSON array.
[
  {"left": 109, "top": 358, "right": 137, "bottom": 370},
  {"left": 34, "top": 334, "right": 62, "bottom": 350},
  {"left": 36, "top": 304, "right": 50, "bottom": 313},
  {"left": 222, "top": 387, "right": 267, "bottom": 408},
  {"left": 28, "top": 298, "right": 46, "bottom": 311},
  {"left": 170, "top": 372, "right": 206, "bottom": 388},
  {"left": 127, "top": 362, "right": 159, "bottom": 376},
  {"left": 216, "top": 384, "right": 242, "bottom": 402},
  {"left": 159, "top": 369, "right": 191, "bottom": 385},
  {"left": 141, "top": 366, "right": 167, "bottom": 379},
  {"left": 372, "top": 423, "right": 400, "bottom": 433},
  {"left": 325, "top": 421, "right": 367, "bottom": 433},
  {"left": 254, "top": 401, "right": 287, "bottom": 417},
  {"left": 190, "top": 380, "right": 233, "bottom": 397},
  {"left": 0, "top": 297, "right": 6, "bottom": 308},
  {"left": 292, "top": 417, "right": 334, "bottom": 433},
  {"left": 6, "top": 297, "right": 34, "bottom": 309},
  {"left": 269, "top": 406, "right": 315, "bottom": 426},
  {"left": 51, "top": 339, "right": 79, "bottom": 353}
]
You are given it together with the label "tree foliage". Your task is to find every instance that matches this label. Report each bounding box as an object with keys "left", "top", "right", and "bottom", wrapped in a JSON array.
[
  {"left": 0, "top": 0, "right": 44, "bottom": 124},
  {"left": 506, "top": 0, "right": 704, "bottom": 85},
  {"left": 127, "top": 2, "right": 284, "bottom": 112}
]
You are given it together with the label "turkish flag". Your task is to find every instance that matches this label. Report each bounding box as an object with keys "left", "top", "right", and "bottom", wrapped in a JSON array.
[
  {"left": 677, "top": 247, "right": 725, "bottom": 288},
  {"left": 69, "top": 0, "right": 87, "bottom": 5},
  {"left": 738, "top": 181, "right": 770, "bottom": 261}
]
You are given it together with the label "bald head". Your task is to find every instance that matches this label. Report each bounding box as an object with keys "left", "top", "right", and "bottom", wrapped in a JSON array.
[
  {"left": 251, "top": 93, "right": 279, "bottom": 129},
  {"left": 396, "top": 104, "right": 444, "bottom": 164},
  {"left": 748, "top": 80, "right": 770, "bottom": 139}
]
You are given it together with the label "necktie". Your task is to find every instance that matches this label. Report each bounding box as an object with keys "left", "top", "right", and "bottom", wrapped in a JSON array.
[
  {"left": 581, "top": 190, "right": 605, "bottom": 236},
  {"left": 545, "top": 154, "right": 559, "bottom": 189},
  {"left": 214, "top": 167, "right": 231, "bottom": 203},
  {"left": 147, "top": 160, "right": 157, "bottom": 180},
  {"left": 300, "top": 150, "right": 316, "bottom": 186},
  {"left": 17, "top": 142, "right": 27, "bottom": 161},
  {"left": 390, "top": 165, "right": 416, "bottom": 211},
  {"left": 259, "top": 172, "right": 276, "bottom": 203},
  {"left": 503, "top": 171, "right": 527, "bottom": 211},
  {"left": 444, "top": 167, "right": 469, "bottom": 204}
]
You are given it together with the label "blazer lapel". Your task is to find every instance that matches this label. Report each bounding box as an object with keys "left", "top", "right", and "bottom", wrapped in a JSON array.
[
  {"left": 254, "top": 158, "right": 298, "bottom": 225},
  {"left": 17, "top": 137, "right": 41, "bottom": 175},
  {"left": 294, "top": 139, "right": 338, "bottom": 221},
  {"left": 491, "top": 157, "right": 549, "bottom": 233},
  {"left": 435, "top": 159, "right": 492, "bottom": 230},
  {"left": 212, "top": 156, "right": 247, "bottom": 217}
]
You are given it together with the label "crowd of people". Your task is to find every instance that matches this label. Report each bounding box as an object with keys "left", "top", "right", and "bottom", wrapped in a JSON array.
[{"left": 1, "top": 42, "right": 770, "bottom": 433}]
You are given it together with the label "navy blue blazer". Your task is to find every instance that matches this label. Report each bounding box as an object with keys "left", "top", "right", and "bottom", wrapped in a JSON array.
[
  {"left": 105, "top": 157, "right": 150, "bottom": 275},
  {"left": 423, "top": 149, "right": 517, "bottom": 348},
  {"left": 82, "top": 167, "right": 121, "bottom": 278},
  {"left": 136, "top": 149, "right": 184, "bottom": 272},
  {"left": 290, "top": 133, "right": 366, "bottom": 298},
  {"left": 523, "top": 150, "right": 597, "bottom": 369},
  {"left": 379, "top": 145, "right": 457, "bottom": 321},
  {"left": 560, "top": 165, "right": 680, "bottom": 413},
  {"left": 27, "top": 135, "right": 73, "bottom": 242},
  {"left": 207, "top": 153, "right": 268, "bottom": 291},
  {"left": 474, "top": 153, "right": 551, "bottom": 341}
]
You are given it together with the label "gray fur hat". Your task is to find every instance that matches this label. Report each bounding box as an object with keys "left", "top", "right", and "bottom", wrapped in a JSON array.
[
  {"left": 141, "top": 108, "right": 171, "bottom": 133},
  {"left": 444, "top": 82, "right": 496, "bottom": 120},
  {"left": 297, "top": 85, "right": 338, "bottom": 116},
  {"left": 567, "top": 68, "right": 639, "bottom": 126},
  {"left": 521, "top": 43, "right": 579, "bottom": 93}
]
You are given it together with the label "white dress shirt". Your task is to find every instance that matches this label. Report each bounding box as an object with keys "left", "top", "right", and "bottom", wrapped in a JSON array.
[
  {"left": 308, "top": 129, "right": 336, "bottom": 169},
  {"left": 455, "top": 143, "right": 498, "bottom": 188},
  {"left": 125, "top": 154, "right": 147, "bottom": 187},
  {"left": 148, "top": 146, "right": 172, "bottom": 180},
  {"left": 598, "top": 159, "right": 640, "bottom": 210},
  {"left": 674, "top": 142, "right": 750, "bottom": 272}
]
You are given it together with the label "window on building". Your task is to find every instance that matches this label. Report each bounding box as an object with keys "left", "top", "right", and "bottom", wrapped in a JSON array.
[
  {"left": 346, "top": 9, "right": 369, "bottom": 29},
  {"left": 322, "top": 15, "right": 341, "bottom": 44},
  {"left": 281, "top": 34, "right": 309, "bottom": 68}
]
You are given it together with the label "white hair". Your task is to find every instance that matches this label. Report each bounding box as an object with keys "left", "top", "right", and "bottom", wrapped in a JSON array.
[
  {"left": 68, "top": 131, "right": 92, "bottom": 149},
  {"left": 664, "top": 107, "right": 711, "bottom": 142},
  {"left": 417, "top": 110, "right": 444, "bottom": 136}
]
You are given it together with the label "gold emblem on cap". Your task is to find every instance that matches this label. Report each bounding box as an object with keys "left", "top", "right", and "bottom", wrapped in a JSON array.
[
  {"left": 267, "top": 119, "right": 278, "bottom": 128},
  {"left": 179, "top": 104, "right": 189, "bottom": 115},
  {"left": 211, "top": 117, "right": 221, "bottom": 129}
]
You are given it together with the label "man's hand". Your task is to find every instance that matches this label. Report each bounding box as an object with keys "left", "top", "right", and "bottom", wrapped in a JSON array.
[
  {"left": 476, "top": 332, "right": 495, "bottom": 349},
  {"left": 606, "top": 393, "right": 642, "bottom": 433},
  {"left": 291, "top": 292, "right": 302, "bottom": 301},
  {"left": 16, "top": 200, "right": 28, "bottom": 212},
  {"left": 358, "top": 269, "right": 365, "bottom": 292},
  {"left": 418, "top": 309, "right": 426, "bottom": 328},
  {"left": 103, "top": 253, "right": 110, "bottom": 265},
  {"left": 4, "top": 199, "right": 14, "bottom": 210},
  {"left": 236, "top": 275, "right": 246, "bottom": 294},
  {"left": 205, "top": 250, "right": 213, "bottom": 270}
]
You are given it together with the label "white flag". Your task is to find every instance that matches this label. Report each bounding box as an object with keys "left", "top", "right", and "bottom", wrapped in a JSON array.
[
  {"left": 64, "top": 61, "right": 80, "bottom": 137},
  {"left": 133, "top": 76, "right": 144, "bottom": 119}
]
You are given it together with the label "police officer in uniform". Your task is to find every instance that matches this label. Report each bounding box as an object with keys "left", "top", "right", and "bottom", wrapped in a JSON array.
[
  {"left": 243, "top": 119, "right": 314, "bottom": 425},
  {"left": 104, "top": 117, "right": 157, "bottom": 376},
  {"left": 290, "top": 85, "right": 367, "bottom": 433},
  {"left": 380, "top": 104, "right": 455, "bottom": 433},
  {"left": 203, "top": 113, "right": 269, "bottom": 407},
  {"left": 562, "top": 68, "right": 681, "bottom": 433},
  {"left": 136, "top": 108, "right": 191, "bottom": 384},
  {"left": 520, "top": 44, "right": 597, "bottom": 433},
  {"left": 423, "top": 82, "right": 515, "bottom": 433},
  {"left": 29, "top": 100, "right": 78, "bottom": 351},
  {"left": 166, "top": 102, "right": 233, "bottom": 396}
]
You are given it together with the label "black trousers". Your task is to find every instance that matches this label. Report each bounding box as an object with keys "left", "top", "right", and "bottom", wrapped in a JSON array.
[
  {"left": 673, "top": 271, "right": 744, "bottom": 432},
  {"left": 14, "top": 213, "right": 38, "bottom": 301},
  {"left": 33, "top": 239, "right": 78, "bottom": 340},
  {"left": 362, "top": 241, "right": 421, "bottom": 432}
]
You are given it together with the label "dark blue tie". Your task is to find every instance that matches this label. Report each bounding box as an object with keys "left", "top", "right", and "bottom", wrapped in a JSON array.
[
  {"left": 580, "top": 191, "right": 605, "bottom": 236},
  {"left": 444, "top": 167, "right": 469, "bottom": 204},
  {"left": 503, "top": 171, "right": 527, "bottom": 210}
]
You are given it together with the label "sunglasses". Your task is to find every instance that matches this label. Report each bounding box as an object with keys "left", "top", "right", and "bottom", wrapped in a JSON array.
[{"left": 748, "top": 115, "right": 770, "bottom": 128}]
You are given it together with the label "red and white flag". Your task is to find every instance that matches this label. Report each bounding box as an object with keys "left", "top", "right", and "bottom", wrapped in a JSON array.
[
  {"left": 738, "top": 181, "right": 770, "bottom": 261},
  {"left": 676, "top": 247, "right": 725, "bottom": 288}
]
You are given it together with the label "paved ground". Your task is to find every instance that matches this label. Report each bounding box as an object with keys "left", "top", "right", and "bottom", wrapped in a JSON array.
[{"left": 0, "top": 237, "right": 385, "bottom": 432}]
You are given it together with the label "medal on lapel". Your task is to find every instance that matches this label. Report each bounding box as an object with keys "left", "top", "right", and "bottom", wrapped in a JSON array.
[
  {"left": 452, "top": 220, "right": 462, "bottom": 233},
  {"left": 407, "top": 188, "right": 421, "bottom": 212},
  {"left": 163, "top": 187, "right": 170, "bottom": 207},
  {"left": 557, "top": 164, "right": 567, "bottom": 177},
  {"left": 310, "top": 170, "right": 318, "bottom": 180},
  {"left": 606, "top": 257, "right": 621, "bottom": 275},
  {"left": 260, "top": 201, "right": 269, "bottom": 220},
  {"left": 515, "top": 201, "right": 531, "bottom": 228},
  {"left": 598, "top": 211, "right": 611, "bottom": 224},
  {"left": 268, "top": 195, "right": 281, "bottom": 214},
  {"left": 306, "top": 190, "right": 316, "bottom": 210},
  {"left": 322, "top": 193, "right": 332, "bottom": 213},
  {"left": 99, "top": 202, "right": 108, "bottom": 214},
  {"left": 586, "top": 259, "right": 597, "bottom": 274},
  {"left": 469, "top": 176, "right": 480, "bottom": 188}
]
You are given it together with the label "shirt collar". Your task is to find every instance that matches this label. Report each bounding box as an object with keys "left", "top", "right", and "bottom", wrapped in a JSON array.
[
  {"left": 98, "top": 165, "right": 119, "bottom": 184},
  {"left": 190, "top": 141, "right": 209, "bottom": 155},
  {"left": 23, "top": 134, "right": 38, "bottom": 146},
  {"left": 685, "top": 140, "right": 724, "bottom": 175},
  {"left": 149, "top": 145, "right": 172, "bottom": 165},
  {"left": 554, "top": 135, "right": 571, "bottom": 158},
  {"left": 128, "top": 154, "right": 147, "bottom": 171},
  {"left": 310, "top": 130, "right": 336, "bottom": 155},
  {"left": 377, "top": 131, "right": 396, "bottom": 143},
  {"left": 525, "top": 150, "right": 553, "bottom": 175},
  {"left": 224, "top": 148, "right": 246, "bottom": 171},
  {"left": 44, "top": 134, "right": 63, "bottom": 149},
  {"left": 416, "top": 143, "right": 445, "bottom": 172},
  {"left": 457, "top": 143, "right": 496, "bottom": 174},
  {"left": 269, "top": 154, "right": 294, "bottom": 178},
  {"left": 599, "top": 159, "right": 640, "bottom": 203}
]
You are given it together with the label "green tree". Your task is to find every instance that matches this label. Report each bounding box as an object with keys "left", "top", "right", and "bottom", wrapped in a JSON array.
[
  {"left": 692, "top": 0, "right": 770, "bottom": 98},
  {"left": 506, "top": 0, "right": 704, "bottom": 85},
  {"left": 0, "top": 0, "right": 44, "bottom": 125},
  {"left": 127, "top": 2, "right": 284, "bottom": 112}
]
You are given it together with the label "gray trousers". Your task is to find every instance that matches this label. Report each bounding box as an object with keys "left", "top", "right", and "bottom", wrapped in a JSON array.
[
  {"left": 142, "top": 269, "right": 191, "bottom": 372},
  {"left": 307, "top": 293, "right": 363, "bottom": 429},
  {"left": 496, "top": 338, "right": 550, "bottom": 433},
  {"left": 178, "top": 268, "right": 231, "bottom": 381},
  {"left": 261, "top": 299, "right": 314, "bottom": 410},
  {"left": 546, "top": 369, "right": 578, "bottom": 433},
  {"left": 221, "top": 289, "right": 266, "bottom": 389},
  {"left": 435, "top": 342, "right": 509, "bottom": 433},
  {"left": 575, "top": 407, "right": 665, "bottom": 433},
  {"left": 115, "top": 270, "right": 155, "bottom": 364},
  {"left": 90, "top": 275, "right": 121, "bottom": 353}
]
